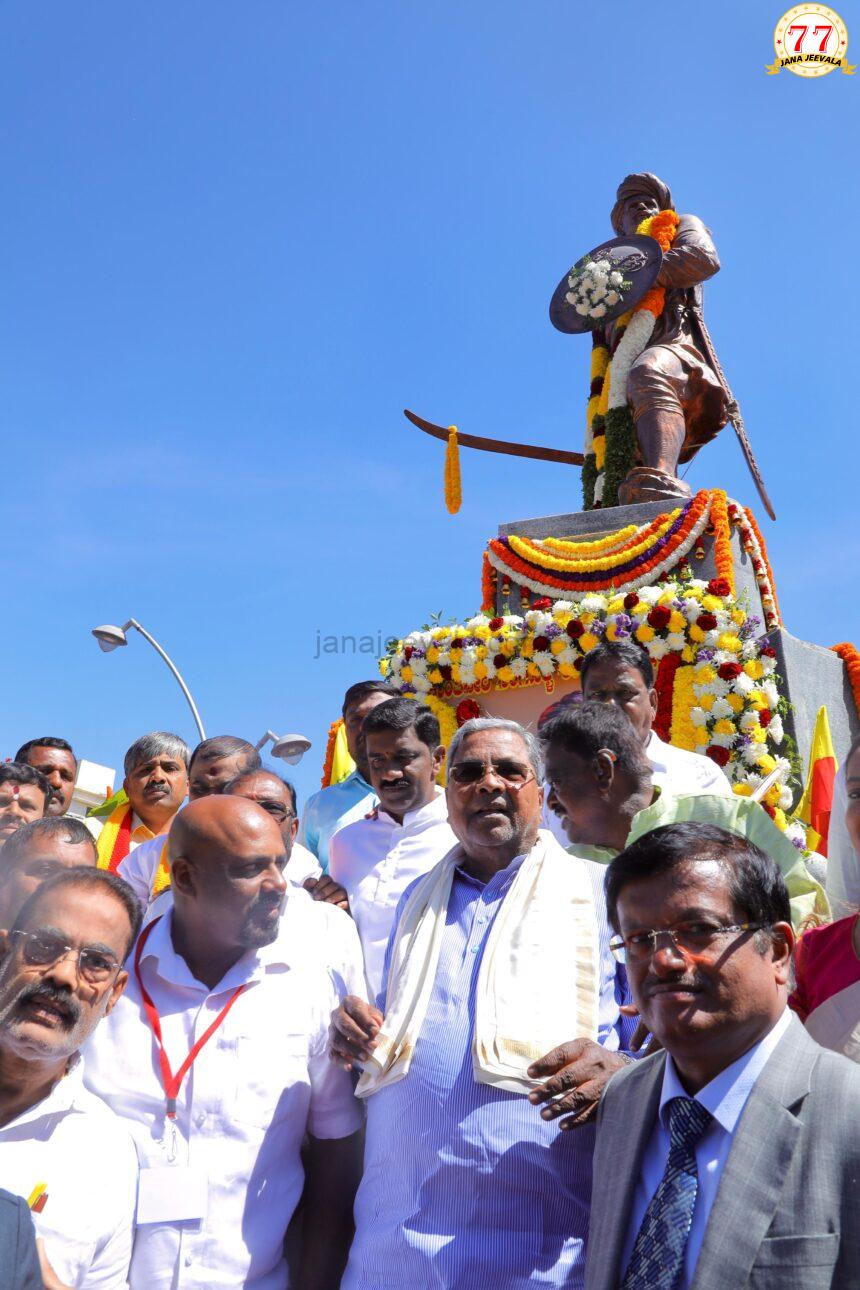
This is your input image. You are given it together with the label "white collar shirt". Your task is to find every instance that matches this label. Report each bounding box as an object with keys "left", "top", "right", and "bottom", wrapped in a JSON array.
[
  {"left": 622, "top": 1007, "right": 793, "bottom": 1287},
  {"left": 0, "top": 1060, "right": 138, "bottom": 1289},
  {"left": 328, "top": 791, "right": 456, "bottom": 1000},
  {"left": 81, "top": 898, "right": 364, "bottom": 1290},
  {"left": 647, "top": 730, "right": 734, "bottom": 797}
]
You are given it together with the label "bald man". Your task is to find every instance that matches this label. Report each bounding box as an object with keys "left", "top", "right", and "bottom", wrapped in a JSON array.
[{"left": 84, "top": 796, "right": 365, "bottom": 1290}]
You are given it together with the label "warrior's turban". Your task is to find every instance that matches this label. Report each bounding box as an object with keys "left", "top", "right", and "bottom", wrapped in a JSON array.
[{"left": 610, "top": 173, "right": 674, "bottom": 234}]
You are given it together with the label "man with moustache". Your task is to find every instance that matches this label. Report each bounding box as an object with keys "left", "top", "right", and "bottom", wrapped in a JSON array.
[
  {"left": 0, "top": 765, "right": 51, "bottom": 849},
  {"left": 331, "top": 717, "right": 634, "bottom": 1289},
  {"left": 540, "top": 700, "right": 826, "bottom": 926},
  {"left": 0, "top": 867, "right": 141, "bottom": 1289},
  {"left": 14, "top": 739, "right": 79, "bottom": 820},
  {"left": 116, "top": 733, "right": 261, "bottom": 908},
  {"left": 586, "top": 822, "right": 860, "bottom": 1290},
  {"left": 94, "top": 732, "right": 189, "bottom": 876},
  {"left": 329, "top": 697, "right": 455, "bottom": 999},
  {"left": 0, "top": 817, "right": 97, "bottom": 929},
  {"left": 85, "top": 795, "right": 364, "bottom": 1289},
  {"left": 300, "top": 680, "right": 399, "bottom": 871}
]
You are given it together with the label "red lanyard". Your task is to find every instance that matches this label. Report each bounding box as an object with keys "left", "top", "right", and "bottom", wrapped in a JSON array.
[{"left": 134, "top": 917, "right": 248, "bottom": 1119}]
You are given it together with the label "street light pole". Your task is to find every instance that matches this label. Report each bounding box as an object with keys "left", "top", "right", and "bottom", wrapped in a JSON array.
[{"left": 91, "top": 618, "right": 207, "bottom": 743}]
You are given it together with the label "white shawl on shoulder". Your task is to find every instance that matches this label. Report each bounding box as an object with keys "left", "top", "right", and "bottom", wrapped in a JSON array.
[{"left": 355, "top": 830, "right": 599, "bottom": 1098}]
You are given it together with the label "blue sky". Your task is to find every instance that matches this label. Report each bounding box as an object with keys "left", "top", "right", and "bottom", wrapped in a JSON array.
[{"left": 1, "top": 2, "right": 857, "bottom": 806}]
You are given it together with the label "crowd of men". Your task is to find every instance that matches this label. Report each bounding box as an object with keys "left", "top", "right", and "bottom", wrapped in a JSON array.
[{"left": 0, "top": 642, "right": 858, "bottom": 1289}]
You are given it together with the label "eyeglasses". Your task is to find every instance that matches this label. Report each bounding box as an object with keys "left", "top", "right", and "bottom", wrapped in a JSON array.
[
  {"left": 609, "top": 920, "right": 768, "bottom": 965},
  {"left": 11, "top": 930, "right": 121, "bottom": 985},
  {"left": 448, "top": 759, "right": 535, "bottom": 788},
  {"left": 255, "top": 802, "right": 296, "bottom": 824}
]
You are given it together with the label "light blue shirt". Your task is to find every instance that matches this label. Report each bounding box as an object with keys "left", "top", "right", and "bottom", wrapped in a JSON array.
[
  {"left": 344, "top": 854, "right": 635, "bottom": 1290},
  {"left": 621, "top": 1006, "right": 793, "bottom": 1288},
  {"left": 298, "top": 769, "right": 375, "bottom": 873}
]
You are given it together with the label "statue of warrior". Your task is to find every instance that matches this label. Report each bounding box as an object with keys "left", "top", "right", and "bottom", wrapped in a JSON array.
[{"left": 598, "top": 172, "right": 728, "bottom": 506}]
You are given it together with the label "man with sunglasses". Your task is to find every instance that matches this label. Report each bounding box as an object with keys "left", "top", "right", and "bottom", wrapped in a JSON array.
[
  {"left": 0, "top": 867, "right": 141, "bottom": 1289},
  {"left": 585, "top": 821, "right": 860, "bottom": 1290},
  {"left": 331, "top": 716, "right": 634, "bottom": 1288}
]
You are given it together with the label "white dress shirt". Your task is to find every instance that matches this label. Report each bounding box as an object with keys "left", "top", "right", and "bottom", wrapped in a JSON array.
[
  {"left": 621, "top": 1007, "right": 793, "bottom": 1288},
  {"left": 646, "top": 730, "right": 733, "bottom": 797},
  {"left": 0, "top": 1061, "right": 138, "bottom": 1289},
  {"left": 329, "top": 790, "right": 456, "bottom": 1000},
  {"left": 82, "top": 896, "right": 364, "bottom": 1290}
]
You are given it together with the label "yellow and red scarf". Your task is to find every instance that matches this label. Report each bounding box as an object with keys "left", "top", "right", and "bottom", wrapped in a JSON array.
[{"left": 95, "top": 803, "right": 135, "bottom": 873}]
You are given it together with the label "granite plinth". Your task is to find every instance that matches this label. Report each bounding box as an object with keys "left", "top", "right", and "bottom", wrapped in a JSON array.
[
  {"left": 766, "top": 628, "right": 859, "bottom": 771},
  {"left": 496, "top": 501, "right": 764, "bottom": 624}
]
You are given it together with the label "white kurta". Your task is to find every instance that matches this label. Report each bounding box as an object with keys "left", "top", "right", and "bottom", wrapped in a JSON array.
[
  {"left": 0, "top": 1062, "right": 138, "bottom": 1289},
  {"left": 646, "top": 730, "right": 733, "bottom": 796},
  {"left": 329, "top": 791, "right": 456, "bottom": 1000},
  {"left": 82, "top": 897, "right": 364, "bottom": 1290}
]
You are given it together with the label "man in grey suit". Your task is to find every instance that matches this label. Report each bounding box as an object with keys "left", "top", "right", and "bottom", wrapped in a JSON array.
[{"left": 586, "top": 821, "right": 860, "bottom": 1290}]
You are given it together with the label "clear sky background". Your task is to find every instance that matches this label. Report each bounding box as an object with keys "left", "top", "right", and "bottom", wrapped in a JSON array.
[{"left": 1, "top": 2, "right": 857, "bottom": 807}]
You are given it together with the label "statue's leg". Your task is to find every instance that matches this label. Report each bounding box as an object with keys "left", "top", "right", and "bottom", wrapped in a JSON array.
[{"left": 619, "top": 350, "right": 692, "bottom": 505}]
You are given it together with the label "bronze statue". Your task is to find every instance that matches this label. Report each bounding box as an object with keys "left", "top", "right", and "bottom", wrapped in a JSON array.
[
  {"left": 403, "top": 170, "right": 775, "bottom": 518},
  {"left": 606, "top": 172, "right": 727, "bottom": 505}
]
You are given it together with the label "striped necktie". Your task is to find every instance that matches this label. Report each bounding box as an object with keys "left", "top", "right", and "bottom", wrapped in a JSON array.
[{"left": 621, "top": 1095, "right": 712, "bottom": 1289}]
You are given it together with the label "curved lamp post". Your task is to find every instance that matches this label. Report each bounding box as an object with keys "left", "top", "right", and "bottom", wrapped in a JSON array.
[
  {"left": 255, "top": 730, "right": 312, "bottom": 766},
  {"left": 91, "top": 619, "right": 207, "bottom": 743}
]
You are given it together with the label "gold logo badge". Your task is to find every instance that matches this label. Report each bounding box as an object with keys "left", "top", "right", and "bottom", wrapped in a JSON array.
[{"left": 766, "top": 5, "right": 855, "bottom": 75}]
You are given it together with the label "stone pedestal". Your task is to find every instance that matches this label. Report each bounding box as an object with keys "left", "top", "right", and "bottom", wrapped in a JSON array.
[{"left": 766, "top": 629, "right": 859, "bottom": 768}]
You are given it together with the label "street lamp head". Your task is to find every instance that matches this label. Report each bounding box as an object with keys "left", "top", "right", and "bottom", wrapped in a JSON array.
[
  {"left": 91, "top": 624, "right": 129, "bottom": 654},
  {"left": 256, "top": 730, "right": 312, "bottom": 765}
]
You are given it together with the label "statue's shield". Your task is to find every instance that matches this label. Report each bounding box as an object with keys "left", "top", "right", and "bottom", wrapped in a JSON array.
[{"left": 549, "top": 234, "right": 663, "bottom": 335}]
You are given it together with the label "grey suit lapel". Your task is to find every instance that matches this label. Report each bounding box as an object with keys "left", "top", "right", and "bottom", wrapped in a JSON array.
[
  {"left": 587, "top": 1055, "right": 665, "bottom": 1290},
  {"left": 691, "top": 1019, "right": 818, "bottom": 1290}
]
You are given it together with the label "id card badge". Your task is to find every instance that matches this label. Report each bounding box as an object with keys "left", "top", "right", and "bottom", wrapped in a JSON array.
[{"left": 137, "top": 1165, "right": 208, "bottom": 1225}]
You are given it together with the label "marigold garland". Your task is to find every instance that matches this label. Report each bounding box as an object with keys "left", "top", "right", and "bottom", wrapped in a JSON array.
[
  {"left": 444, "top": 425, "right": 462, "bottom": 515},
  {"left": 709, "top": 489, "right": 735, "bottom": 598},
  {"left": 487, "top": 490, "right": 711, "bottom": 597},
  {"left": 320, "top": 718, "right": 343, "bottom": 788},
  {"left": 831, "top": 642, "right": 860, "bottom": 720},
  {"left": 481, "top": 552, "right": 497, "bottom": 615}
]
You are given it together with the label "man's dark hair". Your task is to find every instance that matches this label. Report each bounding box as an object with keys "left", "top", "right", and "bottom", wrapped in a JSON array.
[
  {"left": 14, "top": 737, "right": 76, "bottom": 766},
  {"left": 0, "top": 763, "right": 51, "bottom": 802},
  {"left": 605, "top": 822, "right": 792, "bottom": 940},
  {"left": 341, "top": 680, "right": 400, "bottom": 716},
  {"left": 539, "top": 700, "right": 652, "bottom": 784},
  {"left": 188, "top": 736, "right": 261, "bottom": 776},
  {"left": 580, "top": 639, "right": 655, "bottom": 691},
  {"left": 223, "top": 768, "right": 298, "bottom": 815},
  {"left": 13, "top": 867, "right": 143, "bottom": 959},
  {"left": 362, "top": 697, "right": 441, "bottom": 752},
  {"left": 1, "top": 817, "right": 98, "bottom": 869}
]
